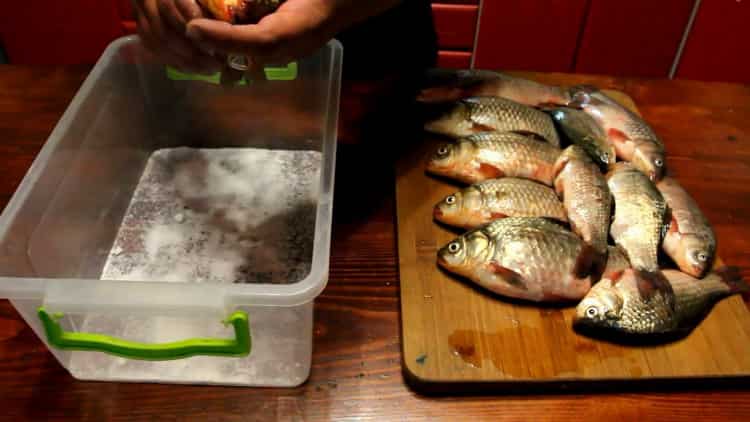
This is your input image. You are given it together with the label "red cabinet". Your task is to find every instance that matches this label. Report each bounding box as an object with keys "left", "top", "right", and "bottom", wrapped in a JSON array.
[
  {"left": 573, "top": 0, "right": 694, "bottom": 78},
  {"left": 676, "top": 0, "right": 750, "bottom": 84},
  {"left": 474, "top": 0, "right": 589, "bottom": 73}
]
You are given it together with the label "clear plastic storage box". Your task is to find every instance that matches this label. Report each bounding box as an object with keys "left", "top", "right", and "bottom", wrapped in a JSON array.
[{"left": 0, "top": 36, "right": 342, "bottom": 386}]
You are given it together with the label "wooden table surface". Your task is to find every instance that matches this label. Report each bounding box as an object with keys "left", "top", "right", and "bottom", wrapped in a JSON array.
[{"left": 1, "top": 65, "right": 749, "bottom": 421}]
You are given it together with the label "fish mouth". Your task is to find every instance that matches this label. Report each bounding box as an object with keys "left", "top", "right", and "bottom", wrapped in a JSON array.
[{"left": 433, "top": 206, "right": 444, "bottom": 219}]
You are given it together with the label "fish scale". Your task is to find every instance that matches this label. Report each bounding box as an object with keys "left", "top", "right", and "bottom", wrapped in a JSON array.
[
  {"left": 607, "top": 163, "right": 666, "bottom": 271},
  {"left": 466, "top": 97, "right": 560, "bottom": 147},
  {"left": 438, "top": 218, "right": 592, "bottom": 302},
  {"left": 577, "top": 269, "right": 737, "bottom": 334},
  {"left": 434, "top": 178, "right": 567, "bottom": 229},
  {"left": 554, "top": 146, "right": 612, "bottom": 257}
]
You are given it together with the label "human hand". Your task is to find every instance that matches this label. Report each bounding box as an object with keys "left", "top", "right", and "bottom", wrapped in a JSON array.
[
  {"left": 133, "top": 0, "right": 222, "bottom": 74},
  {"left": 185, "top": 0, "right": 403, "bottom": 70}
]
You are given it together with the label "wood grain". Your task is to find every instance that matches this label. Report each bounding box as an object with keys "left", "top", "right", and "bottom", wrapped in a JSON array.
[
  {"left": 1, "top": 66, "right": 750, "bottom": 420},
  {"left": 396, "top": 88, "right": 750, "bottom": 386}
]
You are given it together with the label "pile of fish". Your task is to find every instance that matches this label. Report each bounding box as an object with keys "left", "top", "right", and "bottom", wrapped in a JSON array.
[{"left": 420, "top": 70, "right": 747, "bottom": 340}]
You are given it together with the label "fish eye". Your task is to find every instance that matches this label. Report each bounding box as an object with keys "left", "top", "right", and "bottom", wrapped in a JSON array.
[
  {"left": 697, "top": 252, "right": 708, "bottom": 262},
  {"left": 448, "top": 242, "right": 461, "bottom": 254},
  {"left": 552, "top": 110, "right": 564, "bottom": 121},
  {"left": 586, "top": 307, "right": 598, "bottom": 318},
  {"left": 445, "top": 195, "right": 456, "bottom": 205},
  {"left": 654, "top": 158, "right": 664, "bottom": 167},
  {"left": 600, "top": 153, "right": 610, "bottom": 163},
  {"left": 437, "top": 146, "right": 450, "bottom": 156}
]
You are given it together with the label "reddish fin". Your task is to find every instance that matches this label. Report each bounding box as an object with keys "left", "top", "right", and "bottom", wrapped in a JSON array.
[
  {"left": 608, "top": 128, "right": 630, "bottom": 145},
  {"left": 471, "top": 122, "right": 496, "bottom": 133},
  {"left": 488, "top": 262, "right": 528, "bottom": 290},
  {"left": 573, "top": 244, "right": 596, "bottom": 279},
  {"left": 490, "top": 212, "right": 508, "bottom": 219},
  {"left": 609, "top": 270, "right": 626, "bottom": 284},
  {"left": 715, "top": 266, "right": 749, "bottom": 294},
  {"left": 668, "top": 214, "right": 680, "bottom": 234},
  {"left": 634, "top": 270, "right": 675, "bottom": 310},
  {"left": 478, "top": 163, "right": 504, "bottom": 179}
]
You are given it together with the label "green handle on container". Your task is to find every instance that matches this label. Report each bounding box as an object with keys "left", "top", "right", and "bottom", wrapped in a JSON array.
[
  {"left": 166, "top": 62, "right": 298, "bottom": 84},
  {"left": 37, "top": 308, "right": 251, "bottom": 361}
]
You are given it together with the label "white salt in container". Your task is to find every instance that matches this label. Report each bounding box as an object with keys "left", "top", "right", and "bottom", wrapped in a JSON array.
[{"left": 0, "top": 36, "right": 342, "bottom": 386}]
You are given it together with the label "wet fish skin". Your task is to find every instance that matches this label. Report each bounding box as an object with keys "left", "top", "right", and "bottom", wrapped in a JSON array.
[
  {"left": 553, "top": 145, "right": 612, "bottom": 267},
  {"left": 548, "top": 107, "right": 615, "bottom": 170},
  {"left": 424, "top": 96, "right": 561, "bottom": 146},
  {"left": 656, "top": 177, "right": 716, "bottom": 278},
  {"left": 434, "top": 178, "right": 567, "bottom": 229},
  {"left": 575, "top": 267, "right": 747, "bottom": 335},
  {"left": 426, "top": 132, "right": 561, "bottom": 185},
  {"left": 569, "top": 85, "right": 666, "bottom": 181},
  {"left": 418, "top": 69, "right": 571, "bottom": 107},
  {"left": 437, "top": 217, "right": 595, "bottom": 303},
  {"left": 606, "top": 162, "right": 666, "bottom": 272}
]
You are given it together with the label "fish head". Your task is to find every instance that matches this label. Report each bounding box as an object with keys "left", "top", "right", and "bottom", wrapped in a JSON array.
[
  {"left": 424, "top": 101, "right": 473, "bottom": 137},
  {"left": 675, "top": 234, "right": 715, "bottom": 278},
  {"left": 574, "top": 277, "right": 625, "bottom": 328},
  {"left": 631, "top": 140, "right": 666, "bottom": 181},
  {"left": 434, "top": 188, "right": 483, "bottom": 227},
  {"left": 437, "top": 230, "right": 492, "bottom": 277},
  {"left": 426, "top": 140, "right": 475, "bottom": 180}
]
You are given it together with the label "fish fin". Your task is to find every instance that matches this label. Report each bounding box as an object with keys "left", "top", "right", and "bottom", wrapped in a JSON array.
[
  {"left": 487, "top": 262, "right": 528, "bottom": 290},
  {"left": 490, "top": 212, "right": 508, "bottom": 219},
  {"left": 478, "top": 163, "right": 504, "bottom": 179},
  {"left": 667, "top": 212, "right": 680, "bottom": 234},
  {"left": 634, "top": 270, "right": 675, "bottom": 310},
  {"left": 715, "top": 266, "right": 749, "bottom": 295},
  {"left": 608, "top": 269, "right": 626, "bottom": 284},
  {"left": 573, "top": 243, "right": 597, "bottom": 279},
  {"left": 607, "top": 128, "right": 630, "bottom": 145},
  {"left": 511, "top": 130, "right": 547, "bottom": 142},
  {"left": 471, "top": 122, "right": 496, "bottom": 133},
  {"left": 552, "top": 152, "right": 571, "bottom": 183},
  {"left": 589, "top": 247, "right": 608, "bottom": 282},
  {"left": 554, "top": 176, "right": 565, "bottom": 200}
]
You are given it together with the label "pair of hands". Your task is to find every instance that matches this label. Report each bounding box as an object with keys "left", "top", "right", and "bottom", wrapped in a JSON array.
[{"left": 134, "top": 0, "right": 402, "bottom": 75}]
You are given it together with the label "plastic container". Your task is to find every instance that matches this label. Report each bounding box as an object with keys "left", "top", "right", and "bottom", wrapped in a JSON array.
[{"left": 0, "top": 36, "right": 342, "bottom": 386}]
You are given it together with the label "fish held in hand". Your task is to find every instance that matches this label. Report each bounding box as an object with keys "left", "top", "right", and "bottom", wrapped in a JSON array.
[
  {"left": 426, "top": 132, "right": 561, "bottom": 185},
  {"left": 569, "top": 85, "right": 665, "bottom": 181},
  {"left": 424, "top": 96, "right": 561, "bottom": 146},
  {"left": 575, "top": 267, "right": 748, "bottom": 336},
  {"left": 657, "top": 177, "right": 716, "bottom": 278},
  {"left": 418, "top": 69, "right": 570, "bottom": 107},
  {"left": 553, "top": 145, "right": 612, "bottom": 274},
  {"left": 548, "top": 107, "right": 615, "bottom": 170},
  {"left": 434, "top": 178, "right": 567, "bottom": 229},
  {"left": 437, "top": 217, "right": 596, "bottom": 303},
  {"left": 198, "top": 0, "right": 285, "bottom": 23}
]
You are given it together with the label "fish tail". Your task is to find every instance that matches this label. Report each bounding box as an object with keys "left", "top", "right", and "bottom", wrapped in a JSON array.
[{"left": 715, "top": 266, "right": 749, "bottom": 294}]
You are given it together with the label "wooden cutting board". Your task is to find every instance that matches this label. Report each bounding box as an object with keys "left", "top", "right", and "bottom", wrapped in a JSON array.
[{"left": 396, "top": 90, "right": 750, "bottom": 389}]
